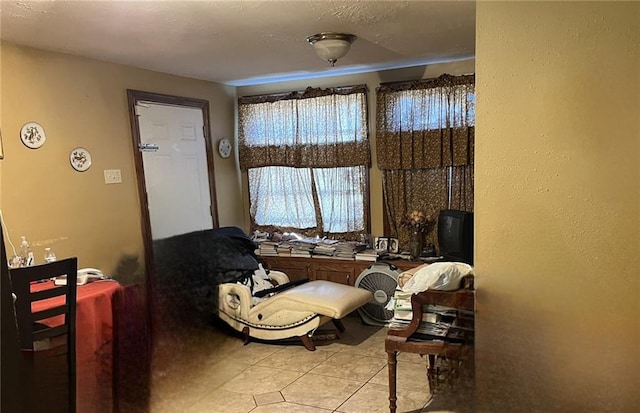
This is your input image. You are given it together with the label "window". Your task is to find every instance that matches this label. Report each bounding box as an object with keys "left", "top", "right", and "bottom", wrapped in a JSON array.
[
  {"left": 376, "top": 74, "right": 475, "bottom": 249},
  {"left": 238, "top": 86, "right": 370, "bottom": 237},
  {"left": 390, "top": 91, "right": 475, "bottom": 131}
]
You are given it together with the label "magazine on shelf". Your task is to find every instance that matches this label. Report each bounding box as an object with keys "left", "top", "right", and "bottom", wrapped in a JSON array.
[{"left": 355, "top": 249, "right": 378, "bottom": 261}]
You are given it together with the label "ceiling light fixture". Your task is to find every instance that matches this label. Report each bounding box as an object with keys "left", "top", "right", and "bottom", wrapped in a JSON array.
[{"left": 306, "top": 32, "right": 357, "bottom": 67}]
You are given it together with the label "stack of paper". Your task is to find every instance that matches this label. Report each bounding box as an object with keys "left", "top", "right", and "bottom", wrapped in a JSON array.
[
  {"left": 331, "top": 241, "right": 363, "bottom": 260},
  {"left": 276, "top": 243, "right": 292, "bottom": 257},
  {"left": 389, "top": 290, "right": 443, "bottom": 322},
  {"left": 290, "top": 241, "right": 313, "bottom": 257},
  {"left": 355, "top": 249, "right": 378, "bottom": 262},
  {"left": 257, "top": 241, "right": 279, "bottom": 256},
  {"left": 313, "top": 244, "right": 336, "bottom": 257}
]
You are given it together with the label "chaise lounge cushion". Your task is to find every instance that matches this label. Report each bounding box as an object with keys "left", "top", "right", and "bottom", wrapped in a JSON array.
[{"left": 254, "top": 280, "right": 372, "bottom": 319}]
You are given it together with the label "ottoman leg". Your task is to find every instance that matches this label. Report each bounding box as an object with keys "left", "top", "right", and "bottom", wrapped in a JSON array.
[
  {"left": 242, "top": 327, "right": 251, "bottom": 346},
  {"left": 300, "top": 334, "right": 316, "bottom": 351}
]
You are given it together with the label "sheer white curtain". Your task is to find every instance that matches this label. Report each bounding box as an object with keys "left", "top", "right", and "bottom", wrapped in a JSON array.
[
  {"left": 249, "top": 166, "right": 366, "bottom": 234},
  {"left": 239, "top": 86, "right": 370, "bottom": 237},
  {"left": 248, "top": 167, "right": 316, "bottom": 229}
]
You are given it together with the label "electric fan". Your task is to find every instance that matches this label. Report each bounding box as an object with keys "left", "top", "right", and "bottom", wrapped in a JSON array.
[{"left": 355, "top": 262, "right": 401, "bottom": 326}]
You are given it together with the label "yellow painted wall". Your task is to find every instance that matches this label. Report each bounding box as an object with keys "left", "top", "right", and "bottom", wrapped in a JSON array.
[
  {"left": 0, "top": 43, "right": 473, "bottom": 279},
  {"left": 237, "top": 58, "right": 475, "bottom": 239},
  {"left": 475, "top": 2, "right": 639, "bottom": 411},
  {"left": 0, "top": 43, "right": 241, "bottom": 281}
]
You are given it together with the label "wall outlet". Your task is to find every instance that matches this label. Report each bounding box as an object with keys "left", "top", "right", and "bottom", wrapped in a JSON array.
[{"left": 104, "top": 169, "right": 122, "bottom": 184}]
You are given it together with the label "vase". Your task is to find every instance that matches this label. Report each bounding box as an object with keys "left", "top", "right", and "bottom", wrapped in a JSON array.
[{"left": 409, "top": 231, "right": 423, "bottom": 259}]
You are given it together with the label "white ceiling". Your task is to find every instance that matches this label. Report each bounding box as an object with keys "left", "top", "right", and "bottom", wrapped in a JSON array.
[{"left": 0, "top": 0, "right": 476, "bottom": 86}]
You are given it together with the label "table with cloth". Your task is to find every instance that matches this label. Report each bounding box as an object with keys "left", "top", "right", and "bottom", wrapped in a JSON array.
[{"left": 31, "top": 279, "right": 123, "bottom": 413}]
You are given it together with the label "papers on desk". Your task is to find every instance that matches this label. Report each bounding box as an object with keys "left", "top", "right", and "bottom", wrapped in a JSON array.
[
  {"left": 388, "top": 290, "right": 442, "bottom": 322},
  {"left": 355, "top": 249, "right": 378, "bottom": 262},
  {"left": 253, "top": 238, "right": 367, "bottom": 260},
  {"left": 387, "top": 289, "right": 473, "bottom": 342}
]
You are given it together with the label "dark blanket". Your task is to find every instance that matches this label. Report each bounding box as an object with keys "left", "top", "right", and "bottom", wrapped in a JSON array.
[{"left": 152, "top": 227, "right": 259, "bottom": 327}]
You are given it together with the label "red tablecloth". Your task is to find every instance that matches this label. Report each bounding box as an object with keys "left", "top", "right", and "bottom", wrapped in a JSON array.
[{"left": 31, "top": 279, "right": 122, "bottom": 413}]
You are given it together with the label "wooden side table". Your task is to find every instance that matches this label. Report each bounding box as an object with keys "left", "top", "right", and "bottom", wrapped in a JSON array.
[{"left": 384, "top": 288, "right": 475, "bottom": 413}]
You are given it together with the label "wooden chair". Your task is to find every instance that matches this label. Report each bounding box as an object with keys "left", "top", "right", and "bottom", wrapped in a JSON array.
[
  {"left": 385, "top": 287, "right": 475, "bottom": 413},
  {"left": 9, "top": 258, "right": 78, "bottom": 413},
  {"left": 1, "top": 223, "right": 23, "bottom": 411}
]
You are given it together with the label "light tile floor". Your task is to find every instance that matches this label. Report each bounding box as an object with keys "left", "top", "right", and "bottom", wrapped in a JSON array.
[{"left": 149, "top": 314, "right": 471, "bottom": 413}]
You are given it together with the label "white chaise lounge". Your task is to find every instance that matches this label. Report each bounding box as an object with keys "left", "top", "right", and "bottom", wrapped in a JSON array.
[{"left": 217, "top": 271, "right": 372, "bottom": 350}]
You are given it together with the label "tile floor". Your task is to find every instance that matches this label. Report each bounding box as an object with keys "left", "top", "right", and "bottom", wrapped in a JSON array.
[{"left": 149, "top": 314, "right": 470, "bottom": 413}]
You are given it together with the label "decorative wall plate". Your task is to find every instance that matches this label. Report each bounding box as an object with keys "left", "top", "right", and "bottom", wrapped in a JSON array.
[
  {"left": 70, "top": 147, "right": 92, "bottom": 172},
  {"left": 20, "top": 122, "right": 47, "bottom": 149},
  {"left": 218, "top": 138, "right": 232, "bottom": 158}
]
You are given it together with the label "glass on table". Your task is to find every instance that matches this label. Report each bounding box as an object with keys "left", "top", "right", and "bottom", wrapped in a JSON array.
[{"left": 44, "top": 248, "right": 57, "bottom": 263}]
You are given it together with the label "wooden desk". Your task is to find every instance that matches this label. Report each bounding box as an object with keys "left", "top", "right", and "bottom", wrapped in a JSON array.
[
  {"left": 31, "top": 280, "right": 123, "bottom": 413},
  {"left": 260, "top": 256, "right": 424, "bottom": 285},
  {"left": 385, "top": 288, "right": 475, "bottom": 413}
]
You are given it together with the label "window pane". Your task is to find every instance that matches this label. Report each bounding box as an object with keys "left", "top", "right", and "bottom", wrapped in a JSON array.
[
  {"left": 387, "top": 87, "right": 475, "bottom": 132},
  {"left": 242, "top": 93, "right": 367, "bottom": 147},
  {"left": 249, "top": 167, "right": 316, "bottom": 228},
  {"left": 248, "top": 166, "right": 366, "bottom": 233},
  {"left": 313, "top": 166, "right": 366, "bottom": 233}
]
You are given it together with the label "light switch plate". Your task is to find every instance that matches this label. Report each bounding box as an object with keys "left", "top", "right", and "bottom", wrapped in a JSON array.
[{"left": 104, "top": 169, "right": 122, "bottom": 184}]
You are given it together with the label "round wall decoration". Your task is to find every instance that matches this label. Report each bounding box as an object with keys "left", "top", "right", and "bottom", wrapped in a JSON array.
[
  {"left": 218, "top": 138, "right": 232, "bottom": 158},
  {"left": 70, "top": 147, "right": 92, "bottom": 172},
  {"left": 20, "top": 121, "right": 47, "bottom": 149}
]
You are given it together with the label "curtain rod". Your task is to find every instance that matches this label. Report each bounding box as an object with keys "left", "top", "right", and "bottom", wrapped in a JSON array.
[
  {"left": 378, "top": 73, "right": 475, "bottom": 90},
  {"left": 239, "top": 84, "right": 368, "bottom": 104}
]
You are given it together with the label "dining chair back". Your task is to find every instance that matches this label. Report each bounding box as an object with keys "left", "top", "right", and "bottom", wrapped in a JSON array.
[{"left": 9, "top": 257, "right": 78, "bottom": 413}]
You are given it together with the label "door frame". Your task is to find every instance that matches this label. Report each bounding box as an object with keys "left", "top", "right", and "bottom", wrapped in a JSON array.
[{"left": 126, "top": 89, "right": 219, "bottom": 288}]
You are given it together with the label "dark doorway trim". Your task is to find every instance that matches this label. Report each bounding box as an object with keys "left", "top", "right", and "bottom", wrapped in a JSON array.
[{"left": 126, "top": 89, "right": 219, "bottom": 336}]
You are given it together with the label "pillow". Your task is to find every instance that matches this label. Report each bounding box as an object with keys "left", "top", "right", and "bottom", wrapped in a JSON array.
[
  {"left": 397, "top": 264, "right": 429, "bottom": 289},
  {"left": 238, "top": 264, "right": 275, "bottom": 305},
  {"left": 400, "top": 262, "right": 473, "bottom": 293}
]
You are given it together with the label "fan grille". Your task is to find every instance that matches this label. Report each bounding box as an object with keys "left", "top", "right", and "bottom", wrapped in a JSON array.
[{"left": 355, "top": 266, "right": 399, "bottom": 325}]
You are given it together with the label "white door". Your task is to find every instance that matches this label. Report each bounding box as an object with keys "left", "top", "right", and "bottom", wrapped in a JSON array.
[{"left": 136, "top": 102, "right": 213, "bottom": 240}]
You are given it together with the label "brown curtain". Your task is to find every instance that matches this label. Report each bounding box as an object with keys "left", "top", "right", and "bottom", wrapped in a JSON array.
[
  {"left": 382, "top": 168, "right": 449, "bottom": 248},
  {"left": 238, "top": 85, "right": 370, "bottom": 169},
  {"left": 450, "top": 165, "right": 474, "bottom": 211},
  {"left": 376, "top": 74, "right": 475, "bottom": 251}
]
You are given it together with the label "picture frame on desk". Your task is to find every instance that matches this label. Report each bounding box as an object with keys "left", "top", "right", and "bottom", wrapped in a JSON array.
[
  {"left": 375, "top": 237, "right": 388, "bottom": 252},
  {"left": 375, "top": 237, "right": 400, "bottom": 253},
  {"left": 388, "top": 238, "right": 399, "bottom": 253}
]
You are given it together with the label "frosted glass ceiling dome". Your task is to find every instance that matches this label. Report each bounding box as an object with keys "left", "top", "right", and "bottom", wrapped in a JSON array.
[{"left": 306, "top": 32, "right": 357, "bottom": 67}]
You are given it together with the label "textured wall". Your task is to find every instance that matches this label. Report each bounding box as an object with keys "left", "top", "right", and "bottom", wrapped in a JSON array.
[
  {"left": 0, "top": 43, "right": 239, "bottom": 279},
  {"left": 475, "top": 2, "right": 639, "bottom": 411}
]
